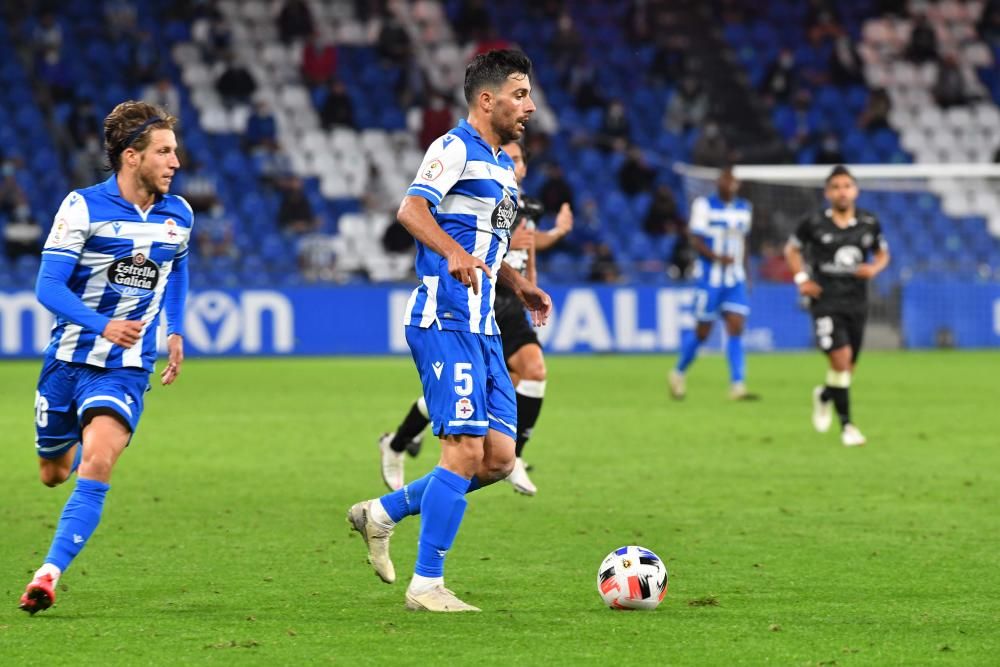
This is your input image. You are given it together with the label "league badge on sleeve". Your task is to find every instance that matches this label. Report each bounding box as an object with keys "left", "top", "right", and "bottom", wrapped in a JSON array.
[{"left": 422, "top": 159, "right": 444, "bottom": 181}]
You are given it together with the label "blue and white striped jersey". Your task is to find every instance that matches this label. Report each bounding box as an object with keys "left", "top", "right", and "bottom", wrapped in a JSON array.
[
  {"left": 689, "top": 194, "right": 752, "bottom": 288},
  {"left": 40, "top": 175, "right": 193, "bottom": 372},
  {"left": 403, "top": 119, "right": 517, "bottom": 335}
]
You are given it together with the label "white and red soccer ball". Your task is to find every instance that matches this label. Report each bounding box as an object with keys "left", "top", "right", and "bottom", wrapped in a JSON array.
[{"left": 597, "top": 545, "right": 668, "bottom": 610}]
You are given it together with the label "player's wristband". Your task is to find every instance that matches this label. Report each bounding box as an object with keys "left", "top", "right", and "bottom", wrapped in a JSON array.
[{"left": 793, "top": 272, "right": 810, "bottom": 285}]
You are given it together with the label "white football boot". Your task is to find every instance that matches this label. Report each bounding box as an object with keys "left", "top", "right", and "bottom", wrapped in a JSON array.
[
  {"left": 841, "top": 424, "right": 867, "bottom": 447},
  {"left": 812, "top": 386, "right": 832, "bottom": 433},
  {"left": 668, "top": 370, "right": 686, "bottom": 400},
  {"left": 405, "top": 585, "right": 480, "bottom": 612},
  {"left": 506, "top": 457, "right": 537, "bottom": 496},
  {"left": 378, "top": 433, "right": 405, "bottom": 491},
  {"left": 347, "top": 500, "right": 396, "bottom": 583}
]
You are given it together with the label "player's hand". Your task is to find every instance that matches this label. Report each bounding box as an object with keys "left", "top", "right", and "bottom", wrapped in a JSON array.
[
  {"left": 447, "top": 249, "right": 492, "bottom": 295},
  {"left": 554, "top": 202, "right": 574, "bottom": 236},
  {"left": 717, "top": 255, "right": 735, "bottom": 265},
  {"left": 509, "top": 225, "right": 534, "bottom": 250},
  {"left": 160, "top": 334, "right": 184, "bottom": 386},
  {"left": 798, "top": 280, "right": 822, "bottom": 298},
  {"left": 854, "top": 264, "right": 879, "bottom": 279},
  {"left": 103, "top": 320, "right": 144, "bottom": 348},
  {"left": 517, "top": 283, "right": 552, "bottom": 326}
]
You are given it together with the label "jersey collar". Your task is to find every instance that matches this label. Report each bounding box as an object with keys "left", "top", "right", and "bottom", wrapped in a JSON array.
[
  {"left": 457, "top": 119, "right": 503, "bottom": 160},
  {"left": 824, "top": 208, "right": 857, "bottom": 226},
  {"left": 103, "top": 174, "right": 163, "bottom": 220}
]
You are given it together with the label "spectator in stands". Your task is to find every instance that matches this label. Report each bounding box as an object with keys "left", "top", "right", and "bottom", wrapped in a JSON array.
[
  {"left": 830, "top": 34, "right": 863, "bottom": 86},
  {"left": 277, "top": 176, "right": 319, "bottom": 235},
  {"left": 192, "top": 9, "right": 231, "bottom": 61},
  {"left": 648, "top": 35, "right": 686, "bottom": 87},
  {"left": 66, "top": 99, "right": 101, "bottom": 149},
  {"left": 692, "top": 122, "right": 730, "bottom": 167},
  {"left": 933, "top": 53, "right": 972, "bottom": 108},
  {"left": 301, "top": 32, "right": 337, "bottom": 89},
  {"left": 815, "top": 131, "right": 845, "bottom": 164},
  {"left": 383, "top": 218, "right": 415, "bottom": 255},
  {"left": 587, "top": 244, "right": 622, "bottom": 283},
  {"left": 70, "top": 132, "right": 106, "bottom": 189},
  {"left": 786, "top": 89, "right": 816, "bottom": 153},
  {"left": 760, "top": 49, "right": 797, "bottom": 106},
  {"left": 599, "top": 99, "right": 632, "bottom": 152},
  {"left": 245, "top": 99, "right": 278, "bottom": 149},
  {"left": 665, "top": 75, "right": 709, "bottom": 134},
  {"left": 298, "top": 233, "right": 340, "bottom": 282},
  {"left": 643, "top": 185, "right": 684, "bottom": 236},
  {"left": 550, "top": 12, "right": 584, "bottom": 76},
  {"left": 376, "top": 16, "right": 411, "bottom": 67},
  {"left": 806, "top": 2, "right": 842, "bottom": 44},
  {"left": 278, "top": 0, "right": 314, "bottom": 45},
  {"left": 0, "top": 160, "right": 27, "bottom": 217},
  {"left": 3, "top": 202, "right": 43, "bottom": 260},
  {"left": 906, "top": 15, "right": 939, "bottom": 64},
  {"left": 127, "top": 31, "right": 160, "bottom": 86},
  {"left": 253, "top": 141, "right": 294, "bottom": 189},
  {"left": 978, "top": 0, "right": 1000, "bottom": 47},
  {"left": 104, "top": 0, "right": 138, "bottom": 39},
  {"left": 179, "top": 161, "right": 220, "bottom": 213},
  {"left": 453, "top": 0, "right": 491, "bottom": 44},
  {"left": 216, "top": 53, "right": 257, "bottom": 107},
  {"left": 857, "top": 88, "right": 891, "bottom": 131},
  {"left": 539, "top": 164, "right": 575, "bottom": 216},
  {"left": 319, "top": 80, "right": 357, "bottom": 130},
  {"left": 142, "top": 75, "right": 181, "bottom": 114},
  {"left": 568, "top": 59, "right": 605, "bottom": 111},
  {"left": 418, "top": 92, "right": 454, "bottom": 150},
  {"left": 618, "top": 147, "right": 655, "bottom": 196},
  {"left": 36, "top": 48, "right": 74, "bottom": 105},
  {"left": 33, "top": 11, "right": 63, "bottom": 55},
  {"left": 195, "top": 203, "right": 237, "bottom": 259}
]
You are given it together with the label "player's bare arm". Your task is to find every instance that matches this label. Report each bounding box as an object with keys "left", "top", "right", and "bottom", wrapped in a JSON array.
[
  {"left": 498, "top": 262, "right": 551, "bottom": 325},
  {"left": 534, "top": 202, "right": 573, "bottom": 251},
  {"left": 784, "top": 241, "right": 822, "bottom": 297},
  {"left": 397, "top": 195, "right": 492, "bottom": 294},
  {"left": 161, "top": 333, "right": 184, "bottom": 386},
  {"left": 854, "top": 247, "right": 890, "bottom": 280},
  {"left": 691, "top": 232, "right": 733, "bottom": 265}
]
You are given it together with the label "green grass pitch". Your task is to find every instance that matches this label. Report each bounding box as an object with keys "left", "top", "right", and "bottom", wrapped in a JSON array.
[{"left": 1, "top": 351, "right": 998, "bottom": 665}]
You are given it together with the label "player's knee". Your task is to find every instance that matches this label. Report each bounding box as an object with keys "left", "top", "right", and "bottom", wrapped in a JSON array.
[
  {"left": 484, "top": 452, "right": 515, "bottom": 481},
  {"left": 79, "top": 453, "right": 115, "bottom": 480},
  {"left": 38, "top": 464, "right": 70, "bottom": 488},
  {"left": 521, "top": 358, "right": 546, "bottom": 382}
]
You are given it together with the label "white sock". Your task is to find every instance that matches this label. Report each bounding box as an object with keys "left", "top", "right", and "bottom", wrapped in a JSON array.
[
  {"left": 408, "top": 573, "right": 443, "bottom": 594},
  {"left": 369, "top": 499, "right": 395, "bottom": 527},
  {"left": 35, "top": 563, "right": 61, "bottom": 583}
]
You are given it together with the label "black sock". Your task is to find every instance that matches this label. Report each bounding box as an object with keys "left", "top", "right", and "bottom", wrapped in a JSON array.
[
  {"left": 390, "top": 401, "right": 429, "bottom": 453},
  {"left": 824, "top": 386, "right": 851, "bottom": 427},
  {"left": 515, "top": 392, "right": 543, "bottom": 458}
]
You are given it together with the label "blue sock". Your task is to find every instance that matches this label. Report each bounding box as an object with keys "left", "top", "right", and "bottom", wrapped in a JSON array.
[
  {"left": 726, "top": 334, "right": 745, "bottom": 383},
  {"left": 70, "top": 443, "right": 82, "bottom": 474},
  {"left": 415, "top": 466, "right": 471, "bottom": 578},
  {"left": 44, "top": 477, "right": 110, "bottom": 572},
  {"left": 676, "top": 330, "right": 702, "bottom": 373},
  {"left": 380, "top": 474, "right": 484, "bottom": 523}
]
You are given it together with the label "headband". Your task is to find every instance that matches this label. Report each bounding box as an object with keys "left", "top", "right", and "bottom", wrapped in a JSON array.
[{"left": 123, "top": 116, "right": 164, "bottom": 148}]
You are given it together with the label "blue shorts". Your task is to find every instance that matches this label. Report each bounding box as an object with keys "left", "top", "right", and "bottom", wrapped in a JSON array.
[
  {"left": 405, "top": 326, "right": 517, "bottom": 439},
  {"left": 34, "top": 356, "right": 151, "bottom": 460},
  {"left": 694, "top": 282, "right": 750, "bottom": 322}
]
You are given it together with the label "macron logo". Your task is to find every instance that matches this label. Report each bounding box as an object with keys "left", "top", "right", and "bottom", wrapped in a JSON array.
[
  {"left": 73, "top": 534, "right": 84, "bottom": 544},
  {"left": 125, "top": 395, "right": 134, "bottom": 405},
  {"left": 432, "top": 361, "right": 444, "bottom": 380},
  {"left": 442, "top": 135, "right": 454, "bottom": 148}
]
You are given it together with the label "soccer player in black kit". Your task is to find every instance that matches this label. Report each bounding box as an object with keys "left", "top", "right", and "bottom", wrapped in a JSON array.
[
  {"left": 784, "top": 165, "right": 890, "bottom": 446},
  {"left": 377, "top": 139, "right": 572, "bottom": 493}
]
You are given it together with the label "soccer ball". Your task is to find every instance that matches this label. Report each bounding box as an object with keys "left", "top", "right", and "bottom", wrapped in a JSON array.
[{"left": 597, "top": 545, "right": 668, "bottom": 610}]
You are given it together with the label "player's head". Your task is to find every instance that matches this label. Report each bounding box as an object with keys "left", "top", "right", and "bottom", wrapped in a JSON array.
[
  {"left": 464, "top": 49, "right": 535, "bottom": 144},
  {"left": 502, "top": 140, "right": 527, "bottom": 184},
  {"left": 717, "top": 165, "right": 739, "bottom": 200},
  {"left": 105, "top": 101, "right": 180, "bottom": 195},
  {"left": 824, "top": 164, "right": 858, "bottom": 212}
]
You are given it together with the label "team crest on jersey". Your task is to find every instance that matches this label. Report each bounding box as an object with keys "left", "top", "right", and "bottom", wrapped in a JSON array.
[
  {"left": 861, "top": 233, "right": 873, "bottom": 248},
  {"left": 833, "top": 245, "right": 863, "bottom": 268},
  {"left": 108, "top": 253, "right": 160, "bottom": 297},
  {"left": 164, "top": 218, "right": 179, "bottom": 241},
  {"left": 491, "top": 190, "right": 517, "bottom": 233},
  {"left": 821, "top": 233, "right": 834, "bottom": 244},
  {"left": 51, "top": 218, "right": 68, "bottom": 244},
  {"left": 455, "top": 398, "right": 474, "bottom": 419},
  {"left": 422, "top": 159, "right": 444, "bottom": 181}
]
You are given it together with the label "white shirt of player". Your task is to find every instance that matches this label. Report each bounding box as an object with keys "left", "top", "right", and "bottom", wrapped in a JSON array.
[{"left": 689, "top": 194, "right": 752, "bottom": 288}]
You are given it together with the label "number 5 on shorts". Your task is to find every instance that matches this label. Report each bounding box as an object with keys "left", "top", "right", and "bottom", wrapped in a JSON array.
[{"left": 454, "top": 363, "right": 473, "bottom": 396}]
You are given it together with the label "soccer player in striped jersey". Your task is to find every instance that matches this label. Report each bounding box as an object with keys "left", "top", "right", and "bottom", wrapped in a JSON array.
[
  {"left": 376, "top": 139, "right": 573, "bottom": 497},
  {"left": 347, "top": 50, "right": 551, "bottom": 612},
  {"left": 670, "top": 166, "right": 759, "bottom": 400},
  {"left": 19, "top": 101, "right": 191, "bottom": 614}
]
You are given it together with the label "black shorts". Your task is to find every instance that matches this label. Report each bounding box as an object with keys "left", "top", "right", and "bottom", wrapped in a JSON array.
[
  {"left": 495, "top": 289, "right": 540, "bottom": 361},
  {"left": 812, "top": 310, "right": 866, "bottom": 362}
]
